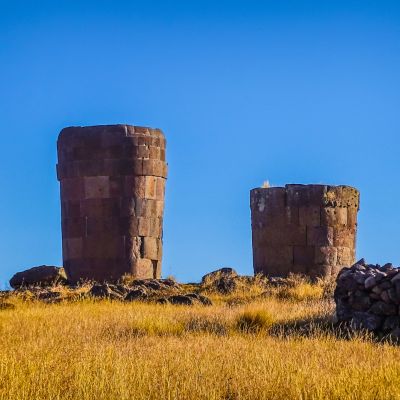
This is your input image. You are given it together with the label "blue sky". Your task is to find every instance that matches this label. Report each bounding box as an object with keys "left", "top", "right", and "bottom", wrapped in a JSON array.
[{"left": 0, "top": 0, "right": 399, "bottom": 286}]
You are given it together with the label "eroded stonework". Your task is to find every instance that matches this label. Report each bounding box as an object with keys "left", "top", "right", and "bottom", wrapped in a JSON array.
[
  {"left": 57, "top": 124, "right": 167, "bottom": 282},
  {"left": 250, "top": 184, "right": 359, "bottom": 279}
]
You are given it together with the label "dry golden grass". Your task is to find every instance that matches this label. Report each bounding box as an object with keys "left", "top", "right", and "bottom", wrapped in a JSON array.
[{"left": 1, "top": 281, "right": 400, "bottom": 399}]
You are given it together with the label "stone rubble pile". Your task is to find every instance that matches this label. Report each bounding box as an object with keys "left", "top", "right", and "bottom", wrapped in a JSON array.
[{"left": 334, "top": 259, "right": 400, "bottom": 337}]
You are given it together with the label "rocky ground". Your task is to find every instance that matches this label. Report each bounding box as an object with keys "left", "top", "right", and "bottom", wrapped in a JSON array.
[{"left": 3, "top": 266, "right": 291, "bottom": 307}]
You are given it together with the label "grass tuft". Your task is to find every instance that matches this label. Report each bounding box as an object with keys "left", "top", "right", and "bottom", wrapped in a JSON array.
[{"left": 235, "top": 309, "right": 275, "bottom": 334}]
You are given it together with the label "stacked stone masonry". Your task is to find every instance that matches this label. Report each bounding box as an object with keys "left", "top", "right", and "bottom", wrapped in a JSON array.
[
  {"left": 250, "top": 184, "right": 359, "bottom": 279},
  {"left": 335, "top": 260, "right": 400, "bottom": 337},
  {"left": 57, "top": 125, "right": 167, "bottom": 283}
]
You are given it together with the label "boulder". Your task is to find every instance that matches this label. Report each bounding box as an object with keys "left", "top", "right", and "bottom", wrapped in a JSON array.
[
  {"left": 201, "top": 268, "right": 238, "bottom": 283},
  {"left": 89, "top": 284, "right": 123, "bottom": 300},
  {"left": 185, "top": 293, "right": 213, "bottom": 306},
  {"left": 125, "top": 288, "right": 148, "bottom": 301},
  {"left": 215, "top": 276, "right": 237, "bottom": 294},
  {"left": 9, "top": 265, "right": 67, "bottom": 289}
]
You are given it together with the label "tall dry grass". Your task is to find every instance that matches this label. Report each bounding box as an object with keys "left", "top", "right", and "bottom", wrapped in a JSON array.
[{"left": 0, "top": 281, "right": 400, "bottom": 399}]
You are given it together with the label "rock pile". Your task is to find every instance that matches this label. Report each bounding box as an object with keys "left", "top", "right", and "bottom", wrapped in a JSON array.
[{"left": 334, "top": 259, "right": 400, "bottom": 337}]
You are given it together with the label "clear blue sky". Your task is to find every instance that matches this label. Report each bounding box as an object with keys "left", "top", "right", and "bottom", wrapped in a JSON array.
[{"left": 0, "top": 0, "right": 399, "bottom": 287}]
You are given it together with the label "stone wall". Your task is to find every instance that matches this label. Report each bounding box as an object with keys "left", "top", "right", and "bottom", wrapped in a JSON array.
[
  {"left": 335, "top": 260, "right": 400, "bottom": 337},
  {"left": 57, "top": 124, "right": 167, "bottom": 282},
  {"left": 250, "top": 184, "right": 359, "bottom": 279}
]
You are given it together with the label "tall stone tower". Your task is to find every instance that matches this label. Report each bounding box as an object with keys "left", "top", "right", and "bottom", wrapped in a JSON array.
[
  {"left": 250, "top": 184, "right": 359, "bottom": 279},
  {"left": 57, "top": 125, "right": 167, "bottom": 282}
]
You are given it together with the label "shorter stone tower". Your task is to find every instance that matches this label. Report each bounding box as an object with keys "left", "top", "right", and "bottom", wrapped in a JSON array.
[
  {"left": 57, "top": 125, "right": 167, "bottom": 283},
  {"left": 250, "top": 184, "right": 359, "bottom": 279}
]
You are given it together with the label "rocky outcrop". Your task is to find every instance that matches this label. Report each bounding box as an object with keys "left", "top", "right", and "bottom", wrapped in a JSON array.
[
  {"left": 85, "top": 279, "right": 212, "bottom": 306},
  {"left": 201, "top": 268, "right": 238, "bottom": 283},
  {"left": 9, "top": 266, "right": 67, "bottom": 289},
  {"left": 334, "top": 259, "right": 400, "bottom": 337}
]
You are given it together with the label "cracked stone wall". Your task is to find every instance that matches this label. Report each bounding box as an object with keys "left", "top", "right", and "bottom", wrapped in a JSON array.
[
  {"left": 57, "top": 124, "right": 167, "bottom": 282},
  {"left": 250, "top": 184, "right": 359, "bottom": 279}
]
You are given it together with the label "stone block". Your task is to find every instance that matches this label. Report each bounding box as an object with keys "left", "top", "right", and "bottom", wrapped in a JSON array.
[
  {"left": 162, "top": 163, "right": 168, "bottom": 178},
  {"left": 82, "top": 198, "right": 121, "bottom": 218},
  {"left": 103, "top": 144, "right": 124, "bottom": 159},
  {"left": 154, "top": 260, "right": 162, "bottom": 278},
  {"left": 299, "top": 206, "right": 320, "bottom": 227},
  {"left": 149, "top": 217, "right": 162, "bottom": 238},
  {"left": 160, "top": 148, "right": 166, "bottom": 161},
  {"left": 285, "top": 206, "right": 299, "bottom": 225},
  {"left": 324, "top": 186, "right": 343, "bottom": 207},
  {"left": 149, "top": 146, "right": 160, "bottom": 159},
  {"left": 86, "top": 217, "right": 123, "bottom": 237},
  {"left": 155, "top": 201, "right": 165, "bottom": 218},
  {"left": 257, "top": 225, "right": 306, "bottom": 246},
  {"left": 109, "top": 176, "right": 124, "bottom": 197},
  {"left": 331, "top": 265, "right": 343, "bottom": 277},
  {"left": 142, "top": 237, "right": 158, "bottom": 259},
  {"left": 84, "top": 176, "right": 110, "bottom": 199},
  {"left": 320, "top": 207, "right": 336, "bottom": 226},
  {"left": 333, "top": 227, "right": 356, "bottom": 247},
  {"left": 337, "top": 246, "right": 353, "bottom": 266},
  {"left": 347, "top": 206, "right": 358, "bottom": 227},
  {"left": 138, "top": 217, "right": 151, "bottom": 236},
  {"left": 263, "top": 246, "right": 293, "bottom": 267},
  {"left": 130, "top": 176, "right": 146, "bottom": 197},
  {"left": 83, "top": 235, "right": 124, "bottom": 258},
  {"left": 307, "top": 226, "right": 334, "bottom": 246},
  {"left": 336, "top": 207, "right": 348, "bottom": 226},
  {"left": 340, "top": 186, "right": 360, "bottom": 209},
  {"left": 134, "top": 258, "right": 154, "bottom": 279},
  {"left": 61, "top": 178, "right": 84, "bottom": 201},
  {"left": 145, "top": 176, "right": 157, "bottom": 199},
  {"left": 293, "top": 246, "right": 314, "bottom": 265},
  {"left": 286, "top": 184, "right": 326, "bottom": 207},
  {"left": 126, "top": 217, "right": 139, "bottom": 236},
  {"left": 77, "top": 159, "right": 105, "bottom": 177},
  {"left": 62, "top": 217, "right": 85, "bottom": 238},
  {"left": 137, "top": 145, "right": 149, "bottom": 159},
  {"left": 63, "top": 237, "right": 83, "bottom": 259},
  {"left": 307, "top": 264, "right": 332, "bottom": 279},
  {"left": 57, "top": 162, "right": 78, "bottom": 180},
  {"left": 315, "top": 246, "right": 338, "bottom": 265},
  {"left": 102, "top": 159, "right": 121, "bottom": 176},
  {"left": 61, "top": 200, "right": 81, "bottom": 219},
  {"left": 118, "top": 159, "right": 137, "bottom": 176},
  {"left": 155, "top": 178, "right": 165, "bottom": 201}
]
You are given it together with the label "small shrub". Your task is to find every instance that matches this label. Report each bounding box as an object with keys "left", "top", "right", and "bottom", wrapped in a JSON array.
[{"left": 236, "top": 310, "right": 275, "bottom": 334}]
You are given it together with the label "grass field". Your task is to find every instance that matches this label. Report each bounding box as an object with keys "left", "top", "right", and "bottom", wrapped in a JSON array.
[{"left": 1, "top": 279, "right": 400, "bottom": 400}]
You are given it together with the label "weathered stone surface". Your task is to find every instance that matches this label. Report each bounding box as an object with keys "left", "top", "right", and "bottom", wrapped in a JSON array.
[
  {"left": 89, "top": 284, "right": 124, "bottom": 300},
  {"left": 9, "top": 266, "right": 67, "bottom": 289},
  {"left": 57, "top": 125, "right": 167, "bottom": 283},
  {"left": 250, "top": 184, "right": 359, "bottom": 279}
]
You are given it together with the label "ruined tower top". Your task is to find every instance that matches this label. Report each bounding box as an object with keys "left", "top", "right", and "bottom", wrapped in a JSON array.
[{"left": 250, "top": 184, "right": 360, "bottom": 279}]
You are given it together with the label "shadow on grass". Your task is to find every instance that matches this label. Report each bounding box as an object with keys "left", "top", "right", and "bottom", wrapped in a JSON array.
[{"left": 269, "top": 317, "right": 371, "bottom": 341}]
